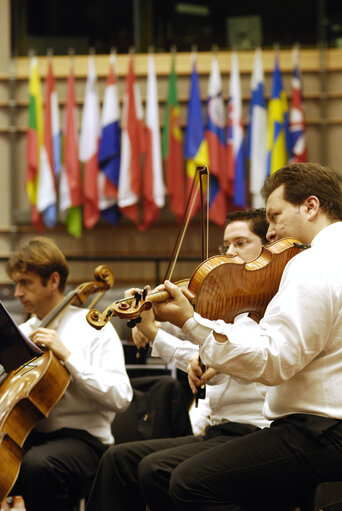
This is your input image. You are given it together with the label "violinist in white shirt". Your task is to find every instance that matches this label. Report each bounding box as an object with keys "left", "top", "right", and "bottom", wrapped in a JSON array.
[
  {"left": 152, "top": 162, "right": 342, "bottom": 511},
  {"left": 86, "top": 208, "right": 271, "bottom": 511}
]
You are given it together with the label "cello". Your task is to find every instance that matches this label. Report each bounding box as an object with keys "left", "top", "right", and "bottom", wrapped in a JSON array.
[{"left": 0, "top": 265, "right": 114, "bottom": 501}]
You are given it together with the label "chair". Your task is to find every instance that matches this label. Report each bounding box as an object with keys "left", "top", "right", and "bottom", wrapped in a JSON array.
[
  {"left": 301, "top": 482, "right": 342, "bottom": 511},
  {"left": 119, "top": 374, "right": 193, "bottom": 441}
]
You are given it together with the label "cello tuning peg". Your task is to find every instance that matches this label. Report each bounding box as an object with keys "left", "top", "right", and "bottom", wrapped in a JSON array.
[
  {"left": 142, "top": 287, "right": 148, "bottom": 300},
  {"left": 135, "top": 316, "right": 142, "bottom": 324},
  {"left": 127, "top": 319, "right": 137, "bottom": 329}
]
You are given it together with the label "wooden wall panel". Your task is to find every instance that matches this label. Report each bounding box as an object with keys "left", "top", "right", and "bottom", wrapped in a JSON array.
[{"left": 0, "top": 48, "right": 341, "bottom": 289}]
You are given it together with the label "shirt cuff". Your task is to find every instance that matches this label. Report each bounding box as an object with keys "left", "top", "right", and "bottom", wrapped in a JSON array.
[{"left": 182, "top": 316, "right": 212, "bottom": 346}]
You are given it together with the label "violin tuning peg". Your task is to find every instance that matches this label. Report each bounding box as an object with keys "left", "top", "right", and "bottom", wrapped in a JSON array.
[
  {"left": 135, "top": 316, "right": 142, "bottom": 324},
  {"left": 134, "top": 291, "right": 142, "bottom": 307},
  {"left": 127, "top": 319, "right": 136, "bottom": 329},
  {"left": 142, "top": 287, "right": 148, "bottom": 300}
]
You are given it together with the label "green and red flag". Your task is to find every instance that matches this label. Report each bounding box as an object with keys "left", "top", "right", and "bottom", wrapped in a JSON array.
[
  {"left": 162, "top": 57, "right": 185, "bottom": 222},
  {"left": 26, "top": 57, "right": 44, "bottom": 230}
]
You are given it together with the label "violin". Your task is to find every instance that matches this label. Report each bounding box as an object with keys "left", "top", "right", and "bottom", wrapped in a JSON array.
[
  {"left": 0, "top": 265, "right": 114, "bottom": 501},
  {"left": 86, "top": 238, "right": 310, "bottom": 330}
]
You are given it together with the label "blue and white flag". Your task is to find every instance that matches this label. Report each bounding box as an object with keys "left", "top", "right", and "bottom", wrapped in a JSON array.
[
  {"left": 247, "top": 47, "right": 267, "bottom": 207},
  {"left": 99, "top": 53, "right": 121, "bottom": 224}
]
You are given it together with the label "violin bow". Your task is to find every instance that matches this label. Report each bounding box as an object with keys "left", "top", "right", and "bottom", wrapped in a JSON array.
[
  {"left": 134, "top": 167, "right": 210, "bottom": 360},
  {"left": 196, "top": 167, "right": 209, "bottom": 406},
  {"left": 164, "top": 166, "right": 209, "bottom": 282},
  {"left": 164, "top": 165, "right": 210, "bottom": 406}
]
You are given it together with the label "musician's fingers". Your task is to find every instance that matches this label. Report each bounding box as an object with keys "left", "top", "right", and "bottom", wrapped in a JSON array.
[
  {"left": 30, "top": 328, "right": 48, "bottom": 343},
  {"left": 187, "top": 360, "right": 202, "bottom": 386},
  {"left": 124, "top": 287, "right": 143, "bottom": 298},
  {"left": 181, "top": 287, "right": 195, "bottom": 302},
  {"left": 189, "top": 355, "right": 204, "bottom": 378},
  {"left": 163, "top": 280, "right": 182, "bottom": 299},
  {"left": 132, "top": 327, "right": 149, "bottom": 349},
  {"left": 201, "top": 366, "right": 218, "bottom": 383},
  {"left": 138, "top": 307, "right": 155, "bottom": 325},
  {"left": 151, "top": 283, "right": 166, "bottom": 294},
  {"left": 187, "top": 372, "right": 198, "bottom": 395}
]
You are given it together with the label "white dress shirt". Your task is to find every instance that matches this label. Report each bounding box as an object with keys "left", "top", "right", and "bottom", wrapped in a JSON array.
[
  {"left": 20, "top": 305, "right": 133, "bottom": 444},
  {"left": 152, "top": 323, "right": 270, "bottom": 429},
  {"left": 182, "top": 222, "right": 342, "bottom": 421}
]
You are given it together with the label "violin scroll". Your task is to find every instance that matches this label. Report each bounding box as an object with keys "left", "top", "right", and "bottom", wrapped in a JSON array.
[{"left": 86, "top": 280, "right": 191, "bottom": 330}]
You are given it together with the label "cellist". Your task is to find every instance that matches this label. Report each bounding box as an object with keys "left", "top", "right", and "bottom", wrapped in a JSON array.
[
  {"left": 151, "top": 162, "right": 342, "bottom": 511},
  {"left": 6, "top": 237, "right": 133, "bottom": 511}
]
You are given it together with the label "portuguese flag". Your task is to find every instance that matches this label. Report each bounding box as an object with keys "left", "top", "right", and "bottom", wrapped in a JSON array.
[{"left": 162, "top": 57, "right": 185, "bottom": 222}]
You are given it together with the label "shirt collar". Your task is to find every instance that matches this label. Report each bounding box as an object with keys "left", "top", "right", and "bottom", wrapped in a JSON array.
[{"left": 310, "top": 221, "right": 342, "bottom": 247}]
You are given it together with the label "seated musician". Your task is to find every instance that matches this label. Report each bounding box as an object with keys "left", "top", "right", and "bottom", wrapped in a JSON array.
[
  {"left": 149, "top": 162, "right": 342, "bottom": 511},
  {"left": 85, "top": 208, "right": 271, "bottom": 511},
  {"left": 5, "top": 237, "right": 133, "bottom": 511}
]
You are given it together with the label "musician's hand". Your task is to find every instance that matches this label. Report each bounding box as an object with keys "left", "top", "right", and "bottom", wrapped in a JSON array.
[
  {"left": 132, "top": 326, "right": 149, "bottom": 350},
  {"left": 124, "top": 287, "right": 144, "bottom": 299},
  {"left": 187, "top": 355, "right": 204, "bottom": 394},
  {"left": 201, "top": 367, "right": 218, "bottom": 383},
  {"left": 187, "top": 356, "right": 218, "bottom": 394},
  {"left": 124, "top": 286, "right": 160, "bottom": 343},
  {"left": 152, "top": 280, "right": 194, "bottom": 328},
  {"left": 30, "top": 328, "right": 71, "bottom": 362}
]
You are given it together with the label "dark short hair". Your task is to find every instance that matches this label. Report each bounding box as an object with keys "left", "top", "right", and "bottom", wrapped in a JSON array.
[
  {"left": 6, "top": 237, "right": 69, "bottom": 292},
  {"left": 261, "top": 162, "right": 342, "bottom": 220},
  {"left": 226, "top": 208, "right": 268, "bottom": 244}
]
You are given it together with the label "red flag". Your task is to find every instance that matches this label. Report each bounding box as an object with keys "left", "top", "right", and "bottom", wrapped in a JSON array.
[{"left": 118, "top": 55, "right": 145, "bottom": 226}]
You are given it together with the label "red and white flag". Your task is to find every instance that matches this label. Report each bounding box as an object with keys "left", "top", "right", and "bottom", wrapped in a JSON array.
[
  {"left": 141, "top": 54, "right": 165, "bottom": 230},
  {"left": 118, "top": 55, "right": 145, "bottom": 226},
  {"left": 79, "top": 54, "right": 101, "bottom": 229},
  {"left": 289, "top": 45, "right": 308, "bottom": 163},
  {"left": 227, "top": 52, "right": 246, "bottom": 207},
  {"left": 59, "top": 59, "right": 83, "bottom": 238},
  {"left": 206, "top": 55, "right": 228, "bottom": 226},
  {"left": 37, "top": 58, "right": 59, "bottom": 227}
]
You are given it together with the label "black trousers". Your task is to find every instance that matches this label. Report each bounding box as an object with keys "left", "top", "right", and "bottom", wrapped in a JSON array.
[
  {"left": 85, "top": 422, "right": 259, "bottom": 511},
  {"left": 11, "top": 428, "right": 107, "bottom": 511},
  {"left": 169, "top": 415, "right": 342, "bottom": 511}
]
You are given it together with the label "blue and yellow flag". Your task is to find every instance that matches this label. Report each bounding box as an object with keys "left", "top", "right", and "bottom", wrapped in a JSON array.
[
  {"left": 184, "top": 61, "right": 209, "bottom": 217},
  {"left": 267, "top": 55, "right": 290, "bottom": 175}
]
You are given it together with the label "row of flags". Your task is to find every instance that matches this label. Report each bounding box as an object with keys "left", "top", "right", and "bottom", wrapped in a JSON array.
[{"left": 26, "top": 46, "right": 308, "bottom": 237}]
